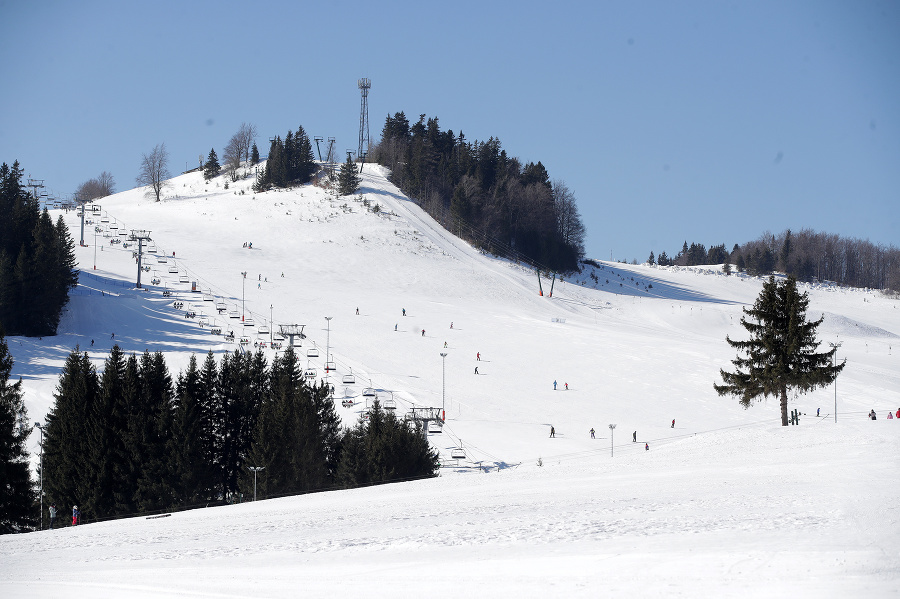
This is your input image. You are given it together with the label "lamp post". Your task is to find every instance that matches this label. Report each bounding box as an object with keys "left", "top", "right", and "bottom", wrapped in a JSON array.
[
  {"left": 241, "top": 271, "right": 247, "bottom": 321},
  {"left": 325, "top": 316, "right": 333, "bottom": 375},
  {"left": 608, "top": 424, "right": 616, "bottom": 457},
  {"left": 93, "top": 229, "right": 97, "bottom": 270},
  {"left": 34, "top": 423, "right": 45, "bottom": 530},
  {"left": 829, "top": 341, "right": 842, "bottom": 423},
  {"left": 247, "top": 466, "right": 264, "bottom": 501},
  {"left": 440, "top": 352, "right": 448, "bottom": 412},
  {"left": 270, "top": 304, "right": 273, "bottom": 345}
]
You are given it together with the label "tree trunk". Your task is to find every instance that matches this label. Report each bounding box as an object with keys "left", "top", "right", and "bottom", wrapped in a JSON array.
[{"left": 780, "top": 386, "right": 789, "bottom": 426}]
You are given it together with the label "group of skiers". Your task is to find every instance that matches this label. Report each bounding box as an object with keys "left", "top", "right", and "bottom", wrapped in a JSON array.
[
  {"left": 869, "top": 409, "right": 899, "bottom": 420},
  {"left": 46, "top": 505, "right": 78, "bottom": 529}
]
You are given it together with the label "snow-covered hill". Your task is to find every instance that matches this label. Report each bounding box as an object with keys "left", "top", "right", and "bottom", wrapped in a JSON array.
[{"left": 2, "top": 164, "right": 898, "bottom": 597}]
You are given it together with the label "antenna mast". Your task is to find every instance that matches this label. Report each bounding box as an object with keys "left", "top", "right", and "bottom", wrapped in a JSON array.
[{"left": 357, "top": 78, "right": 371, "bottom": 165}]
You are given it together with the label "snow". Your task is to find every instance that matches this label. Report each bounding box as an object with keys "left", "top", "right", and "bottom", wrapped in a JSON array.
[{"left": 2, "top": 164, "right": 898, "bottom": 597}]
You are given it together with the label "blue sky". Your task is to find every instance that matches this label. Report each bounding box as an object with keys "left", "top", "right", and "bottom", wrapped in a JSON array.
[{"left": 1, "top": 0, "right": 897, "bottom": 262}]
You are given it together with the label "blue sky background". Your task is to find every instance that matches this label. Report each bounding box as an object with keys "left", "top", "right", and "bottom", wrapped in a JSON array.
[{"left": 1, "top": 0, "right": 897, "bottom": 262}]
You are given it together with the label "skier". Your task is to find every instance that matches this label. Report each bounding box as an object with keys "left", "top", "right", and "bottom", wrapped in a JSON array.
[
  {"left": 49, "top": 505, "right": 57, "bottom": 529},
  {"left": 671, "top": 419, "right": 675, "bottom": 428},
  {"left": 394, "top": 324, "right": 398, "bottom": 331},
  {"left": 258, "top": 274, "right": 261, "bottom": 281},
  {"left": 896, "top": 408, "right": 900, "bottom": 419},
  {"left": 91, "top": 339, "right": 94, "bottom": 347},
  {"left": 421, "top": 329, "right": 425, "bottom": 337},
  {"left": 356, "top": 308, "right": 359, "bottom": 315},
  {"left": 888, "top": 412, "right": 894, "bottom": 419},
  {"left": 553, "top": 380, "right": 557, "bottom": 390},
  {"left": 633, "top": 431, "right": 636, "bottom": 443},
  {"left": 817, "top": 408, "right": 820, "bottom": 417},
  {"left": 172, "top": 251, "right": 175, "bottom": 257},
  {"left": 450, "top": 322, "right": 454, "bottom": 329},
  {"left": 111, "top": 332, "right": 115, "bottom": 340},
  {"left": 565, "top": 382, "right": 568, "bottom": 390},
  {"left": 72, "top": 505, "right": 79, "bottom": 526},
  {"left": 476, "top": 352, "right": 480, "bottom": 361},
  {"left": 550, "top": 426, "right": 555, "bottom": 438},
  {"left": 590, "top": 428, "right": 595, "bottom": 439},
  {"left": 402, "top": 308, "right": 406, "bottom": 316},
  {"left": 281, "top": 272, "right": 284, "bottom": 277},
  {"left": 257, "top": 283, "right": 261, "bottom": 289},
  {"left": 444, "top": 341, "right": 448, "bottom": 348},
  {"left": 645, "top": 443, "right": 649, "bottom": 451},
  {"left": 475, "top": 366, "right": 479, "bottom": 375}
]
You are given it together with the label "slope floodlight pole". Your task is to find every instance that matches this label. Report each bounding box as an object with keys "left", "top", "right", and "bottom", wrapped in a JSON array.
[
  {"left": 325, "top": 316, "right": 333, "bottom": 379},
  {"left": 241, "top": 271, "right": 247, "bottom": 321},
  {"left": 34, "top": 423, "right": 45, "bottom": 530},
  {"left": 247, "top": 466, "right": 264, "bottom": 501},
  {"left": 440, "top": 352, "right": 448, "bottom": 413},
  {"left": 829, "top": 341, "right": 842, "bottom": 423},
  {"left": 609, "top": 424, "right": 616, "bottom": 457}
]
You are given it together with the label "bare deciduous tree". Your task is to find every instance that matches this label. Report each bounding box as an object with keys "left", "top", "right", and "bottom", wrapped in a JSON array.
[
  {"left": 136, "top": 144, "right": 170, "bottom": 202},
  {"left": 238, "top": 122, "right": 257, "bottom": 162},
  {"left": 552, "top": 179, "right": 586, "bottom": 260},
  {"left": 222, "top": 135, "right": 242, "bottom": 182},
  {"left": 74, "top": 171, "right": 116, "bottom": 202}
]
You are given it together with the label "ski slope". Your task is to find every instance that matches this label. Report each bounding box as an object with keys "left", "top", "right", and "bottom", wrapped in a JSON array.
[{"left": 2, "top": 164, "right": 898, "bottom": 597}]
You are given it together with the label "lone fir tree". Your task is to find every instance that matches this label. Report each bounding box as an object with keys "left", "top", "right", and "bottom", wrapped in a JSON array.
[
  {"left": 203, "top": 148, "right": 220, "bottom": 181},
  {"left": 714, "top": 276, "right": 845, "bottom": 426},
  {"left": 338, "top": 153, "right": 361, "bottom": 196}
]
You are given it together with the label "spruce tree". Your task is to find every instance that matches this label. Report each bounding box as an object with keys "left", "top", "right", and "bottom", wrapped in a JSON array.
[
  {"left": 714, "top": 276, "right": 845, "bottom": 426},
  {"left": 0, "top": 330, "right": 37, "bottom": 533},
  {"left": 203, "top": 148, "right": 220, "bottom": 181},
  {"left": 250, "top": 143, "right": 260, "bottom": 166},
  {"left": 42, "top": 348, "right": 99, "bottom": 516},
  {"left": 172, "top": 354, "right": 216, "bottom": 505},
  {"left": 338, "top": 154, "right": 361, "bottom": 196}
]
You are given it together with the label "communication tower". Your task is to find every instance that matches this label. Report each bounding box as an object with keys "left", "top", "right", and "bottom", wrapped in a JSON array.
[{"left": 357, "top": 78, "right": 371, "bottom": 162}]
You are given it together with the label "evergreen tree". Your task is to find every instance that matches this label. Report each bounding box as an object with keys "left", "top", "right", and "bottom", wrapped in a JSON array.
[
  {"left": 42, "top": 348, "right": 98, "bottom": 516},
  {"left": 338, "top": 154, "right": 361, "bottom": 196},
  {"left": 647, "top": 251, "right": 655, "bottom": 265},
  {"left": 250, "top": 142, "right": 260, "bottom": 166},
  {"left": 203, "top": 148, "right": 220, "bottom": 181},
  {"left": 714, "top": 276, "right": 845, "bottom": 426},
  {"left": 130, "top": 351, "right": 175, "bottom": 513},
  {"left": 171, "top": 354, "right": 217, "bottom": 505},
  {"left": 336, "top": 400, "right": 439, "bottom": 488},
  {"left": 0, "top": 330, "right": 36, "bottom": 533}
]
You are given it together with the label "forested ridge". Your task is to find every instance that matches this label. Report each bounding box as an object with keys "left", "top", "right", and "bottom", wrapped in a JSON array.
[
  {"left": 650, "top": 229, "right": 899, "bottom": 291},
  {"left": 373, "top": 112, "right": 586, "bottom": 273}
]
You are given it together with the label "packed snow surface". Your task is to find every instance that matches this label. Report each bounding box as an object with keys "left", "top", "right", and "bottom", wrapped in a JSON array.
[{"left": 2, "top": 164, "right": 898, "bottom": 597}]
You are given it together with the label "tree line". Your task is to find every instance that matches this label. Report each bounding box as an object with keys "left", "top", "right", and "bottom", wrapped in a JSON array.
[
  {"left": 38, "top": 345, "right": 438, "bottom": 525},
  {"left": 0, "top": 161, "right": 79, "bottom": 336},
  {"left": 253, "top": 125, "right": 315, "bottom": 192},
  {"left": 648, "top": 229, "right": 900, "bottom": 291},
  {"left": 373, "top": 112, "right": 586, "bottom": 273}
]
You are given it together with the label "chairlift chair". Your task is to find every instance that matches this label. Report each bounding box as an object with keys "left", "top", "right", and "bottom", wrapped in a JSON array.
[
  {"left": 109, "top": 222, "right": 118, "bottom": 229},
  {"left": 243, "top": 319, "right": 255, "bottom": 327},
  {"left": 257, "top": 325, "right": 269, "bottom": 335},
  {"left": 157, "top": 256, "right": 167, "bottom": 263},
  {"left": 203, "top": 293, "right": 213, "bottom": 302},
  {"left": 229, "top": 310, "right": 240, "bottom": 319},
  {"left": 428, "top": 422, "right": 443, "bottom": 434},
  {"left": 118, "top": 230, "right": 127, "bottom": 236},
  {"left": 306, "top": 347, "right": 319, "bottom": 357},
  {"left": 384, "top": 398, "right": 396, "bottom": 410},
  {"left": 451, "top": 448, "right": 466, "bottom": 460},
  {"left": 168, "top": 265, "right": 178, "bottom": 273},
  {"left": 362, "top": 387, "right": 376, "bottom": 398},
  {"left": 325, "top": 361, "right": 336, "bottom": 372},
  {"left": 305, "top": 368, "right": 317, "bottom": 379},
  {"left": 342, "top": 373, "right": 356, "bottom": 384},
  {"left": 179, "top": 275, "right": 189, "bottom": 283}
]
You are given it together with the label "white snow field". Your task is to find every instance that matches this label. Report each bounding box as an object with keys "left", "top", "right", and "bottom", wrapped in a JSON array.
[{"left": 2, "top": 164, "right": 898, "bottom": 597}]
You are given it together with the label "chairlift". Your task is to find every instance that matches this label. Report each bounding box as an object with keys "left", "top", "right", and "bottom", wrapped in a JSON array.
[
  {"left": 100, "top": 217, "right": 109, "bottom": 223},
  {"left": 273, "top": 333, "right": 285, "bottom": 342},
  {"left": 229, "top": 310, "right": 240, "bottom": 319},
  {"left": 428, "top": 422, "right": 443, "bottom": 434},
  {"left": 243, "top": 319, "right": 255, "bottom": 327},
  {"left": 450, "top": 447, "right": 466, "bottom": 460},
  {"left": 305, "top": 368, "right": 317, "bottom": 379},
  {"left": 109, "top": 222, "right": 118, "bottom": 229},
  {"left": 342, "top": 373, "right": 356, "bottom": 384},
  {"left": 362, "top": 387, "right": 376, "bottom": 398},
  {"left": 384, "top": 398, "right": 396, "bottom": 410},
  {"left": 341, "top": 399, "right": 354, "bottom": 408},
  {"left": 258, "top": 325, "right": 269, "bottom": 335},
  {"left": 157, "top": 256, "right": 168, "bottom": 263},
  {"left": 325, "top": 361, "right": 336, "bottom": 372},
  {"left": 118, "top": 230, "right": 127, "bottom": 236},
  {"left": 239, "top": 337, "right": 250, "bottom": 345},
  {"left": 202, "top": 293, "right": 213, "bottom": 302},
  {"left": 179, "top": 275, "right": 189, "bottom": 283},
  {"left": 168, "top": 265, "right": 178, "bottom": 273},
  {"left": 306, "top": 347, "right": 319, "bottom": 358}
]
